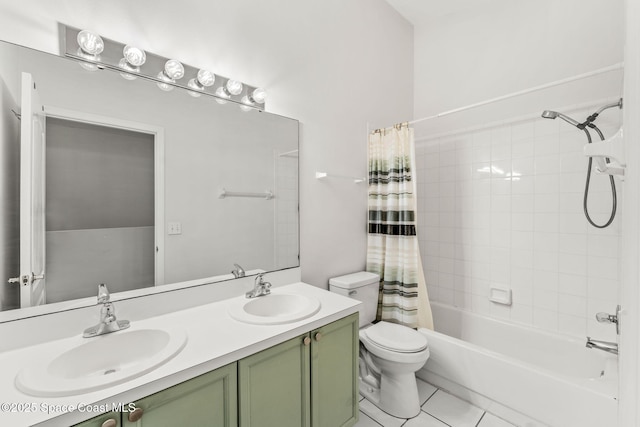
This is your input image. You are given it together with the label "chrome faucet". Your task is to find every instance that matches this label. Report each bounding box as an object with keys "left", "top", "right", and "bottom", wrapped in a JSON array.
[
  {"left": 246, "top": 273, "right": 271, "bottom": 298},
  {"left": 232, "top": 263, "right": 246, "bottom": 278},
  {"left": 83, "top": 284, "right": 130, "bottom": 338},
  {"left": 586, "top": 337, "right": 618, "bottom": 355}
]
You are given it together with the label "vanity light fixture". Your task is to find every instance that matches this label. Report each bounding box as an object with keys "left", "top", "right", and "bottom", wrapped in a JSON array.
[
  {"left": 123, "top": 45, "right": 146, "bottom": 67},
  {"left": 118, "top": 45, "right": 147, "bottom": 80},
  {"left": 187, "top": 69, "right": 216, "bottom": 97},
  {"left": 76, "top": 50, "right": 99, "bottom": 72},
  {"left": 250, "top": 87, "right": 267, "bottom": 104},
  {"left": 239, "top": 97, "right": 254, "bottom": 112},
  {"left": 225, "top": 79, "right": 244, "bottom": 96},
  {"left": 214, "top": 86, "right": 231, "bottom": 104},
  {"left": 77, "top": 30, "right": 104, "bottom": 55},
  {"left": 76, "top": 30, "right": 104, "bottom": 72},
  {"left": 156, "top": 71, "right": 175, "bottom": 91},
  {"left": 241, "top": 87, "right": 267, "bottom": 108},
  {"left": 62, "top": 24, "right": 267, "bottom": 109},
  {"left": 163, "top": 59, "right": 185, "bottom": 80},
  {"left": 156, "top": 59, "right": 184, "bottom": 91}
]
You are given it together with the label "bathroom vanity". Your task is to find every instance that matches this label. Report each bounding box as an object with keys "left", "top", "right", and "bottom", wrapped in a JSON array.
[{"left": 0, "top": 283, "right": 360, "bottom": 427}]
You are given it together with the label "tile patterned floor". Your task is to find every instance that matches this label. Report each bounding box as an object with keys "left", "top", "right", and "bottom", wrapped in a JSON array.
[{"left": 354, "top": 379, "right": 517, "bottom": 427}]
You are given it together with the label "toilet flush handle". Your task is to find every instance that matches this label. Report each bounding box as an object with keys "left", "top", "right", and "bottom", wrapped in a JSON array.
[{"left": 348, "top": 290, "right": 357, "bottom": 296}]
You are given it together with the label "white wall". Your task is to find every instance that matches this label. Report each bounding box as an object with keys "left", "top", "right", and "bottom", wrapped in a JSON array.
[
  {"left": 0, "top": 0, "right": 414, "bottom": 288},
  {"left": 413, "top": 0, "right": 624, "bottom": 120}
]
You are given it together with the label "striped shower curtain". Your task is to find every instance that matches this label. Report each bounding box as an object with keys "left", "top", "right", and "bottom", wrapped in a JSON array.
[{"left": 366, "top": 124, "right": 433, "bottom": 330}]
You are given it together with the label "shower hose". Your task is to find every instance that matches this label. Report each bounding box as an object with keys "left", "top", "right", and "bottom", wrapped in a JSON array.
[{"left": 581, "top": 126, "right": 616, "bottom": 228}]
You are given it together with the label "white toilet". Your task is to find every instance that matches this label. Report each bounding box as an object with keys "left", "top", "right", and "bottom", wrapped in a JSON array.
[{"left": 329, "top": 271, "right": 430, "bottom": 419}]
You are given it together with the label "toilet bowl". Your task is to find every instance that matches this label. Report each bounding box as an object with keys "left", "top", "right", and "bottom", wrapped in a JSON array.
[{"left": 329, "top": 272, "right": 430, "bottom": 419}]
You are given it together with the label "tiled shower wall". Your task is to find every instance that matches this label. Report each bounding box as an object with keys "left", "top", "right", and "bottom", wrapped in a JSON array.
[{"left": 416, "top": 104, "right": 623, "bottom": 341}]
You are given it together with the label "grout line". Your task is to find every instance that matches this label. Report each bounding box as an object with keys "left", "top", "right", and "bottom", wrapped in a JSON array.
[
  {"left": 420, "top": 410, "right": 454, "bottom": 427},
  {"left": 421, "top": 387, "right": 438, "bottom": 405},
  {"left": 422, "top": 387, "right": 440, "bottom": 405}
]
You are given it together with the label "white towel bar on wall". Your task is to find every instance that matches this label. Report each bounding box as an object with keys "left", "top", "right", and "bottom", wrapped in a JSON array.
[
  {"left": 315, "top": 172, "right": 366, "bottom": 183},
  {"left": 219, "top": 188, "right": 274, "bottom": 200}
]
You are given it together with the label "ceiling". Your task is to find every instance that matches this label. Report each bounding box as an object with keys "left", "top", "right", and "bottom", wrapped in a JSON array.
[{"left": 385, "top": 0, "right": 519, "bottom": 26}]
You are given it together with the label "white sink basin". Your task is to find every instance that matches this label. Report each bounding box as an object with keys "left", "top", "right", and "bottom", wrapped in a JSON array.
[
  {"left": 228, "top": 293, "right": 321, "bottom": 325},
  {"left": 16, "top": 327, "right": 187, "bottom": 397}
]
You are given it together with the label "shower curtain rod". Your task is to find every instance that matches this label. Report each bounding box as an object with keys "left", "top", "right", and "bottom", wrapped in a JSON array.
[{"left": 376, "top": 62, "right": 623, "bottom": 132}]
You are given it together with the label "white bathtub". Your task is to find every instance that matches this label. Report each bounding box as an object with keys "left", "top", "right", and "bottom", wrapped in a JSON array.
[{"left": 417, "top": 302, "right": 618, "bottom": 427}]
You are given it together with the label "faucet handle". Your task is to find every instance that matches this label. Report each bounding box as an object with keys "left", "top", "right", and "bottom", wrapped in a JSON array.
[
  {"left": 255, "top": 273, "right": 264, "bottom": 284},
  {"left": 97, "top": 283, "right": 110, "bottom": 304},
  {"left": 596, "top": 312, "right": 616, "bottom": 323},
  {"left": 232, "top": 263, "right": 245, "bottom": 278},
  {"left": 595, "top": 305, "right": 621, "bottom": 335}
]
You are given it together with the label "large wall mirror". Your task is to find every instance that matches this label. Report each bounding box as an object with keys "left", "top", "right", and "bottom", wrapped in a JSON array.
[{"left": 0, "top": 39, "right": 299, "bottom": 321}]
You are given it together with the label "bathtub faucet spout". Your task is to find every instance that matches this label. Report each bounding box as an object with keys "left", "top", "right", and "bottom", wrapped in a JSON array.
[{"left": 586, "top": 337, "right": 618, "bottom": 355}]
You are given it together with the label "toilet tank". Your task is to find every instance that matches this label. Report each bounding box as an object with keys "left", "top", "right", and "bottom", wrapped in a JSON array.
[{"left": 329, "top": 272, "right": 380, "bottom": 328}]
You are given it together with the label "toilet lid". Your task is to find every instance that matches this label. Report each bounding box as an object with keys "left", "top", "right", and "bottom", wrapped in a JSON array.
[{"left": 364, "top": 321, "right": 428, "bottom": 353}]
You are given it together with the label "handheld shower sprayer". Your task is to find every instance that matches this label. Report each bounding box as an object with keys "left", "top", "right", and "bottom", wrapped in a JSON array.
[
  {"left": 541, "top": 110, "right": 581, "bottom": 127},
  {"left": 540, "top": 99, "right": 623, "bottom": 229}
]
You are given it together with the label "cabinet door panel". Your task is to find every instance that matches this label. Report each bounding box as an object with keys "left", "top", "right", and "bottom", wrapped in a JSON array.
[
  {"left": 239, "top": 335, "right": 310, "bottom": 427},
  {"left": 123, "top": 362, "right": 237, "bottom": 427},
  {"left": 73, "top": 412, "right": 121, "bottom": 427},
  {"left": 311, "top": 313, "right": 359, "bottom": 427}
]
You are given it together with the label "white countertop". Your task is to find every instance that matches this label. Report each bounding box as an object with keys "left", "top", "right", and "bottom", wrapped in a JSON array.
[{"left": 0, "top": 282, "right": 360, "bottom": 427}]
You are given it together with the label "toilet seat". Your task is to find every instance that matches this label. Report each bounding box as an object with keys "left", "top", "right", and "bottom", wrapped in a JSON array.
[
  {"left": 360, "top": 322, "right": 430, "bottom": 365},
  {"left": 363, "top": 321, "right": 428, "bottom": 353}
]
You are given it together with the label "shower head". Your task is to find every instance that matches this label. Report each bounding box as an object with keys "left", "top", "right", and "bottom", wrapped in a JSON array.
[{"left": 540, "top": 110, "right": 581, "bottom": 127}]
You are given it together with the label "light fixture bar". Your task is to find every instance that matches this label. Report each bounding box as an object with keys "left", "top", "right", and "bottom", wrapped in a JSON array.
[{"left": 59, "top": 24, "right": 266, "bottom": 110}]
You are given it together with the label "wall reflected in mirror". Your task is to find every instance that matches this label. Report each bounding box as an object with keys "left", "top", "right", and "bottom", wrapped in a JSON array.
[{"left": 0, "top": 39, "right": 299, "bottom": 317}]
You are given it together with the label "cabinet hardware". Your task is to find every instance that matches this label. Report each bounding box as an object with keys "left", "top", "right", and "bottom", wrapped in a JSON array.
[
  {"left": 314, "top": 332, "right": 322, "bottom": 342},
  {"left": 303, "top": 336, "right": 311, "bottom": 346},
  {"left": 128, "top": 407, "right": 144, "bottom": 422},
  {"left": 101, "top": 419, "right": 117, "bottom": 427}
]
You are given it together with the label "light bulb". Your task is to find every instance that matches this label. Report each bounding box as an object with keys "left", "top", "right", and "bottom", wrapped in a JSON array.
[
  {"left": 214, "top": 87, "right": 230, "bottom": 104},
  {"left": 156, "top": 71, "right": 175, "bottom": 91},
  {"left": 118, "top": 58, "right": 139, "bottom": 80},
  {"left": 187, "top": 78, "right": 203, "bottom": 97},
  {"left": 118, "top": 59, "right": 138, "bottom": 80},
  {"left": 164, "top": 59, "right": 184, "bottom": 80},
  {"left": 77, "top": 30, "right": 104, "bottom": 55},
  {"left": 79, "top": 62, "right": 98, "bottom": 72},
  {"left": 240, "top": 97, "right": 253, "bottom": 112},
  {"left": 250, "top": 88, "right": 267, "bottom": 104},
  {"left": 197, "top": 69, "right": 215, "bottom": 87},
  {"left": 76, "top": 48, "right": 99, "bottom": 71},
  {"left": 225, "top": 79, "right": 243, "bottom": 96},
  {"left": 123, "top": 45, "right": 146, "bottom": 67}
]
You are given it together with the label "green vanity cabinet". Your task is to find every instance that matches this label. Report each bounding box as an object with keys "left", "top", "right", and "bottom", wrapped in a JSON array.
[
  {"left": 73, "top": 411, "right": 121, "bottom": 427},
  {"left": 122, "top": 362, "right": 238, "bottom": 427},
  {"left": 72, "top": 313, "right": 358, "bottom": 427},
  {"left": 310, "top": 313, "right": 359, "bottom": 427},
  {"left": 239, "top": 313, "right": 359, "bottom": 427}
]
